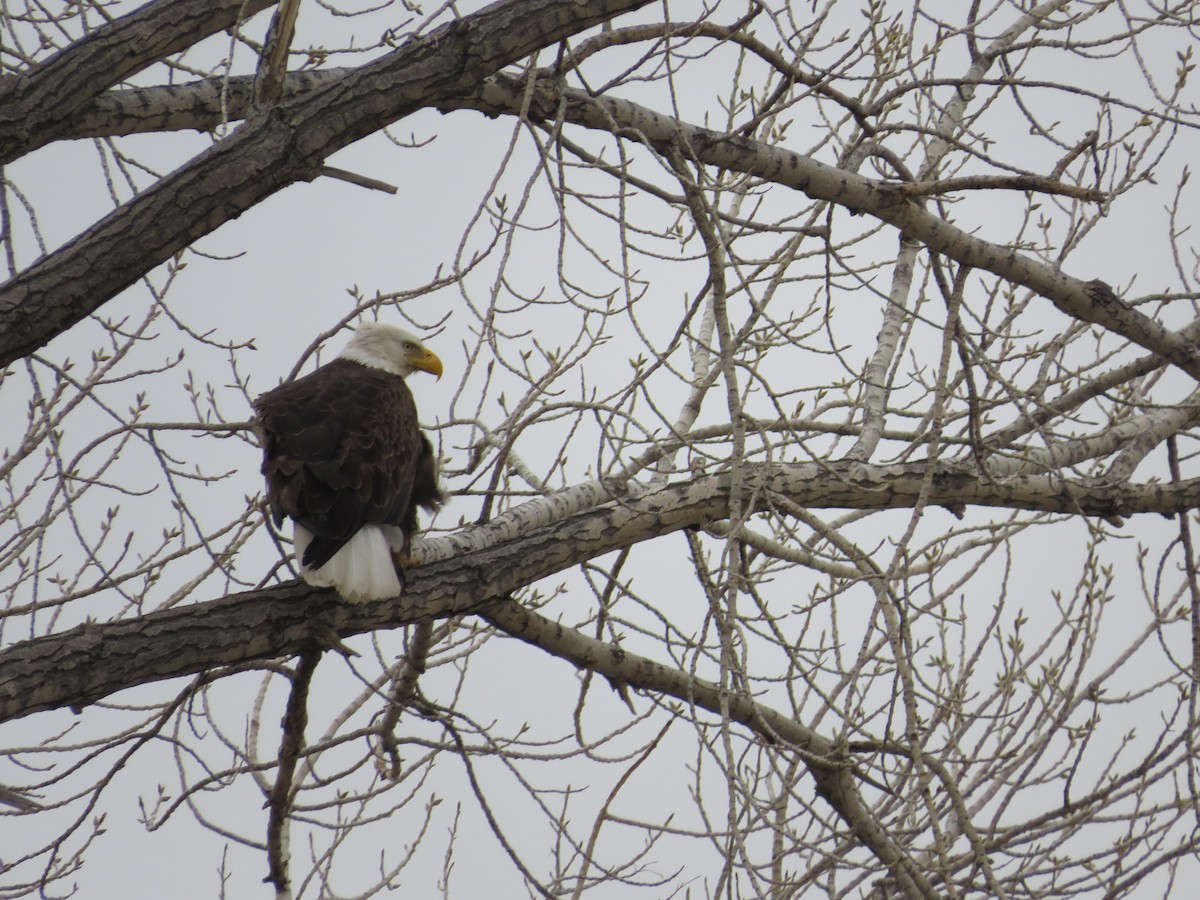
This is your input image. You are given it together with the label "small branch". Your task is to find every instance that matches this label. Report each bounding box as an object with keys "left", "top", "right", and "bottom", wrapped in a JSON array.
[
  {"left": 0, "top": 784, "right": 41, "bottom": 812},
  {"left": 570, "top": 721, "right": 672, "bottom": 900},
  {"left": 1168, "top": 437, "right": 1200, "bottom": 833},
  {"left": 254, "top": 0, "right": 303, "bottom": 109},
  {"left": 1169, "top": 438, "right": 1200, "bottom": 682},
  {"left": 376, "top": 620, "right": 434, "bottom": 778},
  {"left": 1050, "top": 130, "right": 1099, "bottom": 181},
  {"left": 319, "top": 165, "right": 399, "bottom": 194},
  {"left": 479, "top": 597, "right": 938, "bottom": 900},
  {"left": 883, "top": 174, "right": 1103, "bottom": 202},
  {"left": 265, "top": 649, "right": 321, "bottom": 896}
]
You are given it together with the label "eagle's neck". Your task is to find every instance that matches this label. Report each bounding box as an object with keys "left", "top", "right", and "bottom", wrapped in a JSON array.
[{"left": 339, "top": 341, "right": 407, "bottom": 377}]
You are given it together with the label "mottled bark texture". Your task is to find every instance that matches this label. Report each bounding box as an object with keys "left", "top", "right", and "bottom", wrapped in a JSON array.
[
  {"left": 33, "top": 66, "right": 1200, "bottom": 384},
  {"left": 0, "top": 0, "right": 276, "bottom": 164},
  {"left": 3, "top": 459, "right": 1196, "bottom": 724},
  {"left": 0, "top": 0, "right": 655, "bottom": 368}
]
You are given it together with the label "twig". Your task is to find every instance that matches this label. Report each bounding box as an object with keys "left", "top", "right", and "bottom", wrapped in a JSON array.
[
  {"left": 884, "top": 173, "right": 1103, "bottom": 202},
  {"left": 319, "top": 165, "right": 399, "bottom": 194}
]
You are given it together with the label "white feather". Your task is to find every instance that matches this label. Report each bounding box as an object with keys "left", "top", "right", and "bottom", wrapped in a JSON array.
[
  {"left": 338, "top": 323, "right": 425, "bottom": 376},
  {"left": 293, "top": 523, "right": 406, "bottom": 603}
]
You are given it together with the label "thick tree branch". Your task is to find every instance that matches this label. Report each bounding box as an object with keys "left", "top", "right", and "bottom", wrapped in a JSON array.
[
  {"left": 45, "top": 72, "right": 336, "bottom": 146},
  {"left": 0, "top": 0, "right": 276, "bottom": 165},
  {"left": 0, "top": 0, "right": 654, "bottom": 368},
  {"left": 1, "top": 460, "right": 1194, "bottom": 724},
  {"left": 46, "top": 64, "right": 1194, "bottom": 382},
  {"left": 45, "top": 71, "right": 343, "bottom": 145}
]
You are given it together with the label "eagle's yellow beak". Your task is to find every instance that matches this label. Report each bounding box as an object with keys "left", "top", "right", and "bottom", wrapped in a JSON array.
[{"left": 412, "top": 347, "right": 443, "bottom": 380}]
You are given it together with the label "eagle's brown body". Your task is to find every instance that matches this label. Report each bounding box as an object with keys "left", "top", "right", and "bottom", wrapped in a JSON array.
[{"left": 254, "top": 326, "right": 443, "bottom": 601}]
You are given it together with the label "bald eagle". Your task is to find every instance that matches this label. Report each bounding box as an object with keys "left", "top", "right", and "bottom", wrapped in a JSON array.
[{"left": 253, "top": 323, "right": 444, "bottom": 603}]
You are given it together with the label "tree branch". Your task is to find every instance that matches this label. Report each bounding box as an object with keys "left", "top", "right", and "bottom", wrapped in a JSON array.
[
  {"left": 1, "top": 460, "right": 1194, "bottom": 724},
  {"left": 41, "top": 66, "right": 1184, "bottom": 379},
  {"left": 479, "top": 597, "right": 938, "bottom": 900},
  {"left": 0, "top": 0, "right": 655, "bottom": 368},
  {"left": 55, "top": 71, "right": 340, "bottom": 144},
  {"left": 440, "top": 72, "right": 1200, "bottom": 381},
  {"left": 19, "top": 45, "right": 1196, "bottom": 380},
  {"left": 0, "top": 0, "right": 276, "bottom": 165},
  {"left": 254, "top": 0, "right": 303, "bottom": 110},
  {"left": 265, "top": 649, "right": 320, "bottom": 897}
]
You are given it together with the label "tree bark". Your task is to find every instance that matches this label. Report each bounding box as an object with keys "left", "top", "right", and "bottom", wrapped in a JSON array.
[
  {"left": 0, "top": 0, "right": 655, "bottom": 368},
  {"left": 2, "top": 459, "right": 1192, "bottom": 724},
  {"left": 36, "top": 65, "right": 1200, "bottom": 383},
  {"left": 0, "top": 0, "right": 276, "bottom": 164}
]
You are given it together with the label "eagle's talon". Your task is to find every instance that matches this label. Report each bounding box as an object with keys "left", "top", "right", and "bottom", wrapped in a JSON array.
[{"left": 392, "top": 553, "right": 421, "bottom": 569}]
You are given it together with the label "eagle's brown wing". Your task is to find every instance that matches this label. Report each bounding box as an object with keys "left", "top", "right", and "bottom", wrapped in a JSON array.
[
  {"left": 254, "top": 358, "right": 421, "bottom": 569},
  {"left": 397, "top": 433, "right": 444, "bottom": 559}
]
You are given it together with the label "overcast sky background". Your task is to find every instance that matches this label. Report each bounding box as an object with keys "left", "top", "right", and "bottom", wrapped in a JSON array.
[{"left": 4, "top": 0, "right": 1200, "bottom": 896}]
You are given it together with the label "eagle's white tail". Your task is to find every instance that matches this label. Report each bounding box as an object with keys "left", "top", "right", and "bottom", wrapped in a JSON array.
[{"left": 293, "top": 524, "right": 404, "bottom": 603}]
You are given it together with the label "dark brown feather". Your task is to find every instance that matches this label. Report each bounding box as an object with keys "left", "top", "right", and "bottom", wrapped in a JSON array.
[
  {"left": 253, "top": 358, "right": 439, "bottom": 569},
  {"left": 399, "top": 434, "right": 444, "bottom": 559}
]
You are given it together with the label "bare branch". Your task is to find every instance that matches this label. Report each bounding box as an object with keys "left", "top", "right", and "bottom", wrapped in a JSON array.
[
  {"left": 0, "top": 0, "right": 656, "bottom": 368},
  {"left": 3, "top": 460, "right": 1197, "bottom": 723}
]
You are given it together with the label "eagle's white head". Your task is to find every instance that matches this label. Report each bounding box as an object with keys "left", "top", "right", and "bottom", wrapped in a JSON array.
[{"left": 339, "top": 323, "right": 443, "bottom": 379}]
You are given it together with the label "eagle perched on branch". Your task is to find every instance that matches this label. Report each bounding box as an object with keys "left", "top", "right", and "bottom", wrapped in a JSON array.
[{"left": 253, "top": 323, "right": 444, "bottom": 602}]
